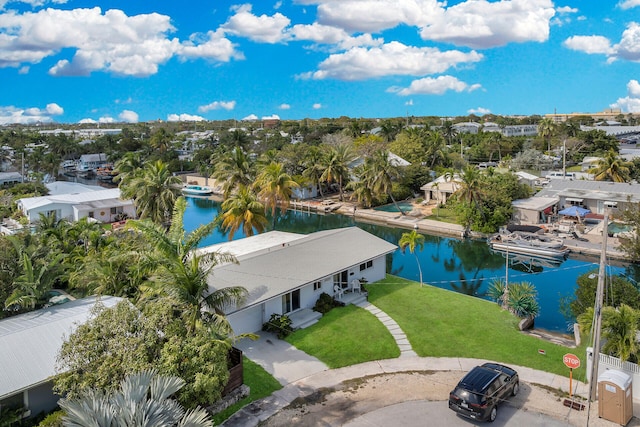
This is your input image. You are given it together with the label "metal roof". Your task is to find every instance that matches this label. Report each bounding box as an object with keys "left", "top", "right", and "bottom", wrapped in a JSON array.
[
  {"left": 536, "top": 180, "right": 640, "bottom": 203},
  {"left": 207, "top": 227, "right": 397, "bottom": 313},
  {"left": 512, "top": 196, "right": 558, "bottom": 211},
  {"left": 0, "top": 296, "right": 122, "bottom": 399},
  {"left": 18, "top": 188, "right": 126, "bottom": 211}
]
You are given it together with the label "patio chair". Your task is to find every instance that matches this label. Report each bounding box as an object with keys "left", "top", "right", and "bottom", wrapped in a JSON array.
[
  {"left": 351, "top": 279, "right": 361, "bottom": 294},
  {"left": 333, "top": 284, "right": 344, "bottom": 300}
]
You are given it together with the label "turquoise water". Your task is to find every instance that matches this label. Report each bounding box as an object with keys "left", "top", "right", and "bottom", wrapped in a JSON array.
[
  {"left": 183, "top": 197, "right": 630, "bottom": 333},
  {"left": 373, "top": 202, "right": 414, "bottom": 213},
  {"left": 608, "top": 222, "right": 632, "bottom": 234}
]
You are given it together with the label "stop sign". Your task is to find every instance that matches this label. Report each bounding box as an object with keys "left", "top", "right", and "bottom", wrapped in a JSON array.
[{"left": 563, "top": 353, "right": 581, "bottom": 369}]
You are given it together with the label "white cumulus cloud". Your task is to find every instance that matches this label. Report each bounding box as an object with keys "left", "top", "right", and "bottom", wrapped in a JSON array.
[
  {"left": 198, "top": 100, "right": 236, "bottom": 113},
  {"left": 98, "top": 116, "right": 115, "bottom": 123},
  {"left": 279, "top": 103, "right": 291, "bottom": 109},
  {"left": 222, "top": 4, "right": 291, "bottom": 43},
  {"left": 242, "top": 114, "right": 258, "bottom": 121},
  {"left": 167, "top": 113, "right": 206, "bottom": 122},
  {"left": 618, "top": 0, "right": 640, "bottom": 10},
  {"left": 302, "top": 42, "right": 482, "bottom": 81},
  {"left": 179, "top": 29, "right": 244, "bottom": 62},
  {"left": 563, "top": 35, "right": 613, "bottom": 54},
  {"left": 79, "top": 118, "right": 97, "bottom": 124},
  {"left": 313, "top": 103, "right": 322, "bottom": 109},
  {"left": 419, "top": 0, "right": 556, "bottom": 48},
  {"left": 262, "top": 114, "right": 280, "bottom": 120},
  {"left": 0, "top": 102, "right": 63, "bottom": 124},
  {"left": 611, "top": 80, "right": 640, "bottom": 112},
  {"left": 119, "top": 110, "right": 139, "bottom": 123},
  {"left": 392, "top": 76, "right": 481, "bottom": 96},
  {"left": 468, "top": 107, "right": 491, "bottom": 115}
]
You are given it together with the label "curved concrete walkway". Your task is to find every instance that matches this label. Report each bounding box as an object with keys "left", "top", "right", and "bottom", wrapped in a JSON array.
[{"left": 358, "top": 301, "right": 417, "bottom": 358}]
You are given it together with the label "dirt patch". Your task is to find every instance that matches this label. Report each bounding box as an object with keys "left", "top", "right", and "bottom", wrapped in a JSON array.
[{"left": 259, "top": 371, "right": 635, "bottom": 427}]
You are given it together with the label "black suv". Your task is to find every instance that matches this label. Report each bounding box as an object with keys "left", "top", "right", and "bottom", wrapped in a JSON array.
[{"left": 448, "top": 363, "right": 519, "bottom": 422}]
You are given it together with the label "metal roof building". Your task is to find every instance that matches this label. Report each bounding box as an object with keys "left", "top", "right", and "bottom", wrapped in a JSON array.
[{"left": 0, "top": 296, "right": 121, "bottom": 416}]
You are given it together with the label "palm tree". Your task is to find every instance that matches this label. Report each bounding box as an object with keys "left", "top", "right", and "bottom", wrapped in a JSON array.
[
  {"left": 59, "top": 370, "right": 213, "bottom": 427},
  {"left": 120, "top": 160, "right": 182, "bottom": 226},
  {"left": 113, "top": 151, "right": 143, "bottom": 186},
  {"left": 346, "top": 167, "right": 375, "bottom": 208},
  {"left": 5, "top": 253, "right": 64, "bottom": 310},
  {"left": 399, "top": 230, "right": 425, "bottom": 286},
  {"left": 302, "top": 146, "right": 326, "bottom": 199},
  {"left": 132, "top": 197, "right": 247, "bottom": 335},
  {"left": 255, "top": 162, "right": 299, "bottom": 228},
  {"left": 592, "top": 150, "right": 631, "bottom": 182},
  {"left": 217, "top": 185, "right": 268, "bottom": 240},
  {"left": 366, "top": 149, "right": 404, "bottom": 214},
  {"left": 321, "top": 144, "right": 355, "bottom": 201},
  {"left": 538, "top": 118, "right": 556, "bottom": 153},
  {"left": 601, "top": 304, "right": 639, "bottom": 362},
  {"left": 424, "top": 130, "right": 446, "bottom": 167},
  {"left": 212, "top": 147, "right": 255, "bottom": 198}
]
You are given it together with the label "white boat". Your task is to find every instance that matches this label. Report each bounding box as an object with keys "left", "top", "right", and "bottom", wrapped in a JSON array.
[
  {"left": 182, "top": 185, "right": 213, "bottom": 196},
  {"left": 489, "top": 231, "right": 570, "bottom": 259}
]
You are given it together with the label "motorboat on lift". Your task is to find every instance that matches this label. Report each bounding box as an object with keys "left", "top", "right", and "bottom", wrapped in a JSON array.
[
  {"left": 181, "top": 185, "right": 214, "bottom": 196},
  {"left": 488, "top": 230, "right": 570, "bottom": 260}
]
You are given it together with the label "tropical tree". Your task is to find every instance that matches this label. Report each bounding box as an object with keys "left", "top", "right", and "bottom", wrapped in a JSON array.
[
  {"left": 113, "top": 151, "right": 144, "bottom": 186},
  {"left": 487, "top": 280, "right": 539, "bottom": 319},
  {"left": 365, "top": 149, "right": 404, "bottom": 214},
  {"left": 120, "top": 160, "right": 183, "bottom": 226},
  {"left": 217, "top": 185, "right": 268, "bottom": 240},
  {"left": 302, "top": 146, "right": 326, "bottom": 199},
  {"left": 59, "top": 370, "right": 214, "bottom": 427},
  {"left": 132, "top": 197, "right": 247, "bottom": 335},
  {"left": 537, "top": 117, "right": 556, "bottom": 153},
  {"left": 601, "top": 304, "right": 639, "bottom": 362},
  {"left": 592, "top": 150, "right": 632, "bottom": 182},
  {"left": 399, "top": 230, "right": 425, "bottom": 286},
  {"left": 212, "top": 147, "right": 255, "bottom": 198},
  {"left": 5, "top": 252, "right": 64, "bottom": 311},
  {"left": 255, "top": 162, "right": 299, "bottom": 228},
  {"left": 321, "top": 144, "right": 355, "bottom": 201}
]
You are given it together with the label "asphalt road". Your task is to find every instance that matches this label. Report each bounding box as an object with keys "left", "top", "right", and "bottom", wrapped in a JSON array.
[{"left": 344, "top": 401, "right": 573, "bottom": 427}]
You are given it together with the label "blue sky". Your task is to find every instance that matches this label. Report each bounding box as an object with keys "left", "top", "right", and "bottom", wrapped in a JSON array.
[{"left": 1, "top": 0, "right": 640, "bottom": 125}]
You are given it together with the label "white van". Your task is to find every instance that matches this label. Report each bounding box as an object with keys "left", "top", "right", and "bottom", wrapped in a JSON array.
[{"left": 545, "top": 171, "right": 575, "bottom": 180}]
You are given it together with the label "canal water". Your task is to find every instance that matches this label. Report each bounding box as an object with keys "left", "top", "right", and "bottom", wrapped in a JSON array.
[{"left": 183, "top": 197, "right": 629, "bottom": 333}]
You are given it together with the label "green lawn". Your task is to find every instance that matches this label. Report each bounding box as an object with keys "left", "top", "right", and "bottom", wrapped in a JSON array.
[
  {"left": 285, "top": 304, "right": 400, "bottom": 368},
  {"left": 426, "top": 206, "right": 461, "bottom": 224},
  {"left": 212, "top": 357, "right": 282, "bottom": 424},
  {"left": 367, "top": 276, "right": 586, "bottom": 378}
]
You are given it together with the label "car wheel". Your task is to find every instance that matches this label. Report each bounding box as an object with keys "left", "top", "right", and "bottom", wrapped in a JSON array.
[
  {"left": 489, "top": 406, "right": 498, "bottom": 422},
  {"left": 512, "top": 381, "right": 519, "bottom": 396}
]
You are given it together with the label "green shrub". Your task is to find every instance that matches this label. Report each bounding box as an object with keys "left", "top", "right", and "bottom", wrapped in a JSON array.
[
  {"left": 262, "top": 313, "right": 293, "bottom": 339},
  {"left": 37, "top": 410, "right": 64, "bottom": 427},
  {"left": 313, "top": 292, "right": 344, "bottom": 314}
]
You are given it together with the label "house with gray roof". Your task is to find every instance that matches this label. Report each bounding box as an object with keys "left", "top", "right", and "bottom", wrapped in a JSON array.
[
  {"left": 16, "top": 188, "right": 135, "bottom": 224},
  {"left": 0, "top": 296, "right": 121, "bottom": 417},
  {"left": 201, "top": 227, "right": 397, "bottom": 335},
  {"left": 511, "top": 180, "right": 640, "bottom": 225}
]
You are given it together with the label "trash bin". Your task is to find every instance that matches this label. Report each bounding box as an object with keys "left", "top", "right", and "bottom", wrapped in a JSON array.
[{"left": 598, "top": 369, "right": 633, "bottom": 426}]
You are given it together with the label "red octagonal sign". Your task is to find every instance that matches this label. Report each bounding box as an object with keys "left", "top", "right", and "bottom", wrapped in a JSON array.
[{"left": 563, "top": 353, "right": 581, "bottom": 369}]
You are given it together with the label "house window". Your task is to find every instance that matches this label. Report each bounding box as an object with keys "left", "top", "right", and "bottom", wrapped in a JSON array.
[
  {"left": 88, "top": 211, "right": 94, "bottom": 218},
  {"left": 359, "top": 260, "right": 373, "bottom": 271},
  {"left": 282, "top": 289, "right": 300, "bottom": 314},
  {"left": 313, "top": 281, "right": 322, "bottom": 291}
]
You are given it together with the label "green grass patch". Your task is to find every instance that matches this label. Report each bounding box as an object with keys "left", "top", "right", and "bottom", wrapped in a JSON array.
[
  {"left": 212, "top": 357, "right": 282, "bottom": 424},
  {"left": 285, "top": 305, "right": 400, "bottom": 368},
  {"left": 367, "top": 275, "right": 586, "bottom": 379},
  {"left": 426, "top": 206, "right": 460, "bottom": 224}
]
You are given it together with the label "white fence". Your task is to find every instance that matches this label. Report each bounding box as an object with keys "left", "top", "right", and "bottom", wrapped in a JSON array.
[{"left": 586, "top": 347, "right": 640, "bottom": 399}]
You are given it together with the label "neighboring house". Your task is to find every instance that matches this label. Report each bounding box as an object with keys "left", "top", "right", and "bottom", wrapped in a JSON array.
[
  {"left": 420, "top": 174, "right": 461, "bottom": 204},
  {"left": 581, "top": 156, "right": 602, "bottom": 172},
  {"left": 200, "top": 227, "right": 397, "bottom": 335},
  {"left": 292, "top": 184, "right": 318, "bottom": 200},
  {"left": 348, "top": 152, "right": 410, "bottom": 169},
  {"left": 452, "top": 122, "right": 482, "bottom": 134},
  {"left": 0, "top": 296, "right": 122, "bottom": 417},
  {"left": 77, "top": 153, "right": 108, "bottom": 172},
  {"left": 511, "top": 180, "right": 640, "bottom": 224},
  {"left": 0, "top": 172, "right": 22, "bottom": 186},
  {"left": 17, "top": 188, "right": 135, "bottom": 223},
  {"left": 482, "top": 123, "right": 539, "bottom": 137},
  {"left": 515, "top": 171, "right": 539, "bottom": 188},
  {"left": 511, "top": 197, "right": 559, "bottom": 225}
]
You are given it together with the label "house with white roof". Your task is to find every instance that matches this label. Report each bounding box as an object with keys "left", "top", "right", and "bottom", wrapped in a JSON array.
[
  {"left": 77, "top": 153, "right": 108, "bottom": 173},
  {"left": 0, "top": 296, "right": 121, "bottom": 417},
  {"left": 17, "top": 188, "right": 135, "bottom": 223},
  {"left": 420, "top": 174, "right": 461, "bottom": 204},
  {"left": 0, "top": 172, "right": 22, "bottom": 186},
  {"left": 200, "top": 227, "right": 397, "bottom": 335}
]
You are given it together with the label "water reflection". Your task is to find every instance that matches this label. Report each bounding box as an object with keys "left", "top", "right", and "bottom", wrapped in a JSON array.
[{"left": 183, "top": 196, "right": 614, "bottom": 332}]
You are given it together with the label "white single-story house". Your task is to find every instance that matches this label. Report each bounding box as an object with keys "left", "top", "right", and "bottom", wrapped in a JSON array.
[
  {"left": 0, "top": 172, "right": 22, "bottom": 186},
  {"left": 512, "top": 180, "right": 640, "bottom": 224},
  {"left": 17, "top": 188, "right": 135, "bottom": 224},
  {"left": 200, "top": 227, "right": 397, "bottom": 335},
  {"left": 515, "top": 171, "right": 540, "bottom": 188},
  {"left": 420, "top": 174, "right": 461, "bottom": 204},
  {"left": 349, "top": 152, "right": 410, "bottom": 169},
  {"left": 581, "top": 156, "right": 602, "bottom": 171},
  {"left": 0, "top": 296, "right": 121, "bottom": 417}
]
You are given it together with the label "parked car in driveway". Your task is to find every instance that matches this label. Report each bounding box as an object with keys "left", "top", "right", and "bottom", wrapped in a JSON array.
[{"left": 448, "top": 363, "right": 519, "bottom": 422}]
